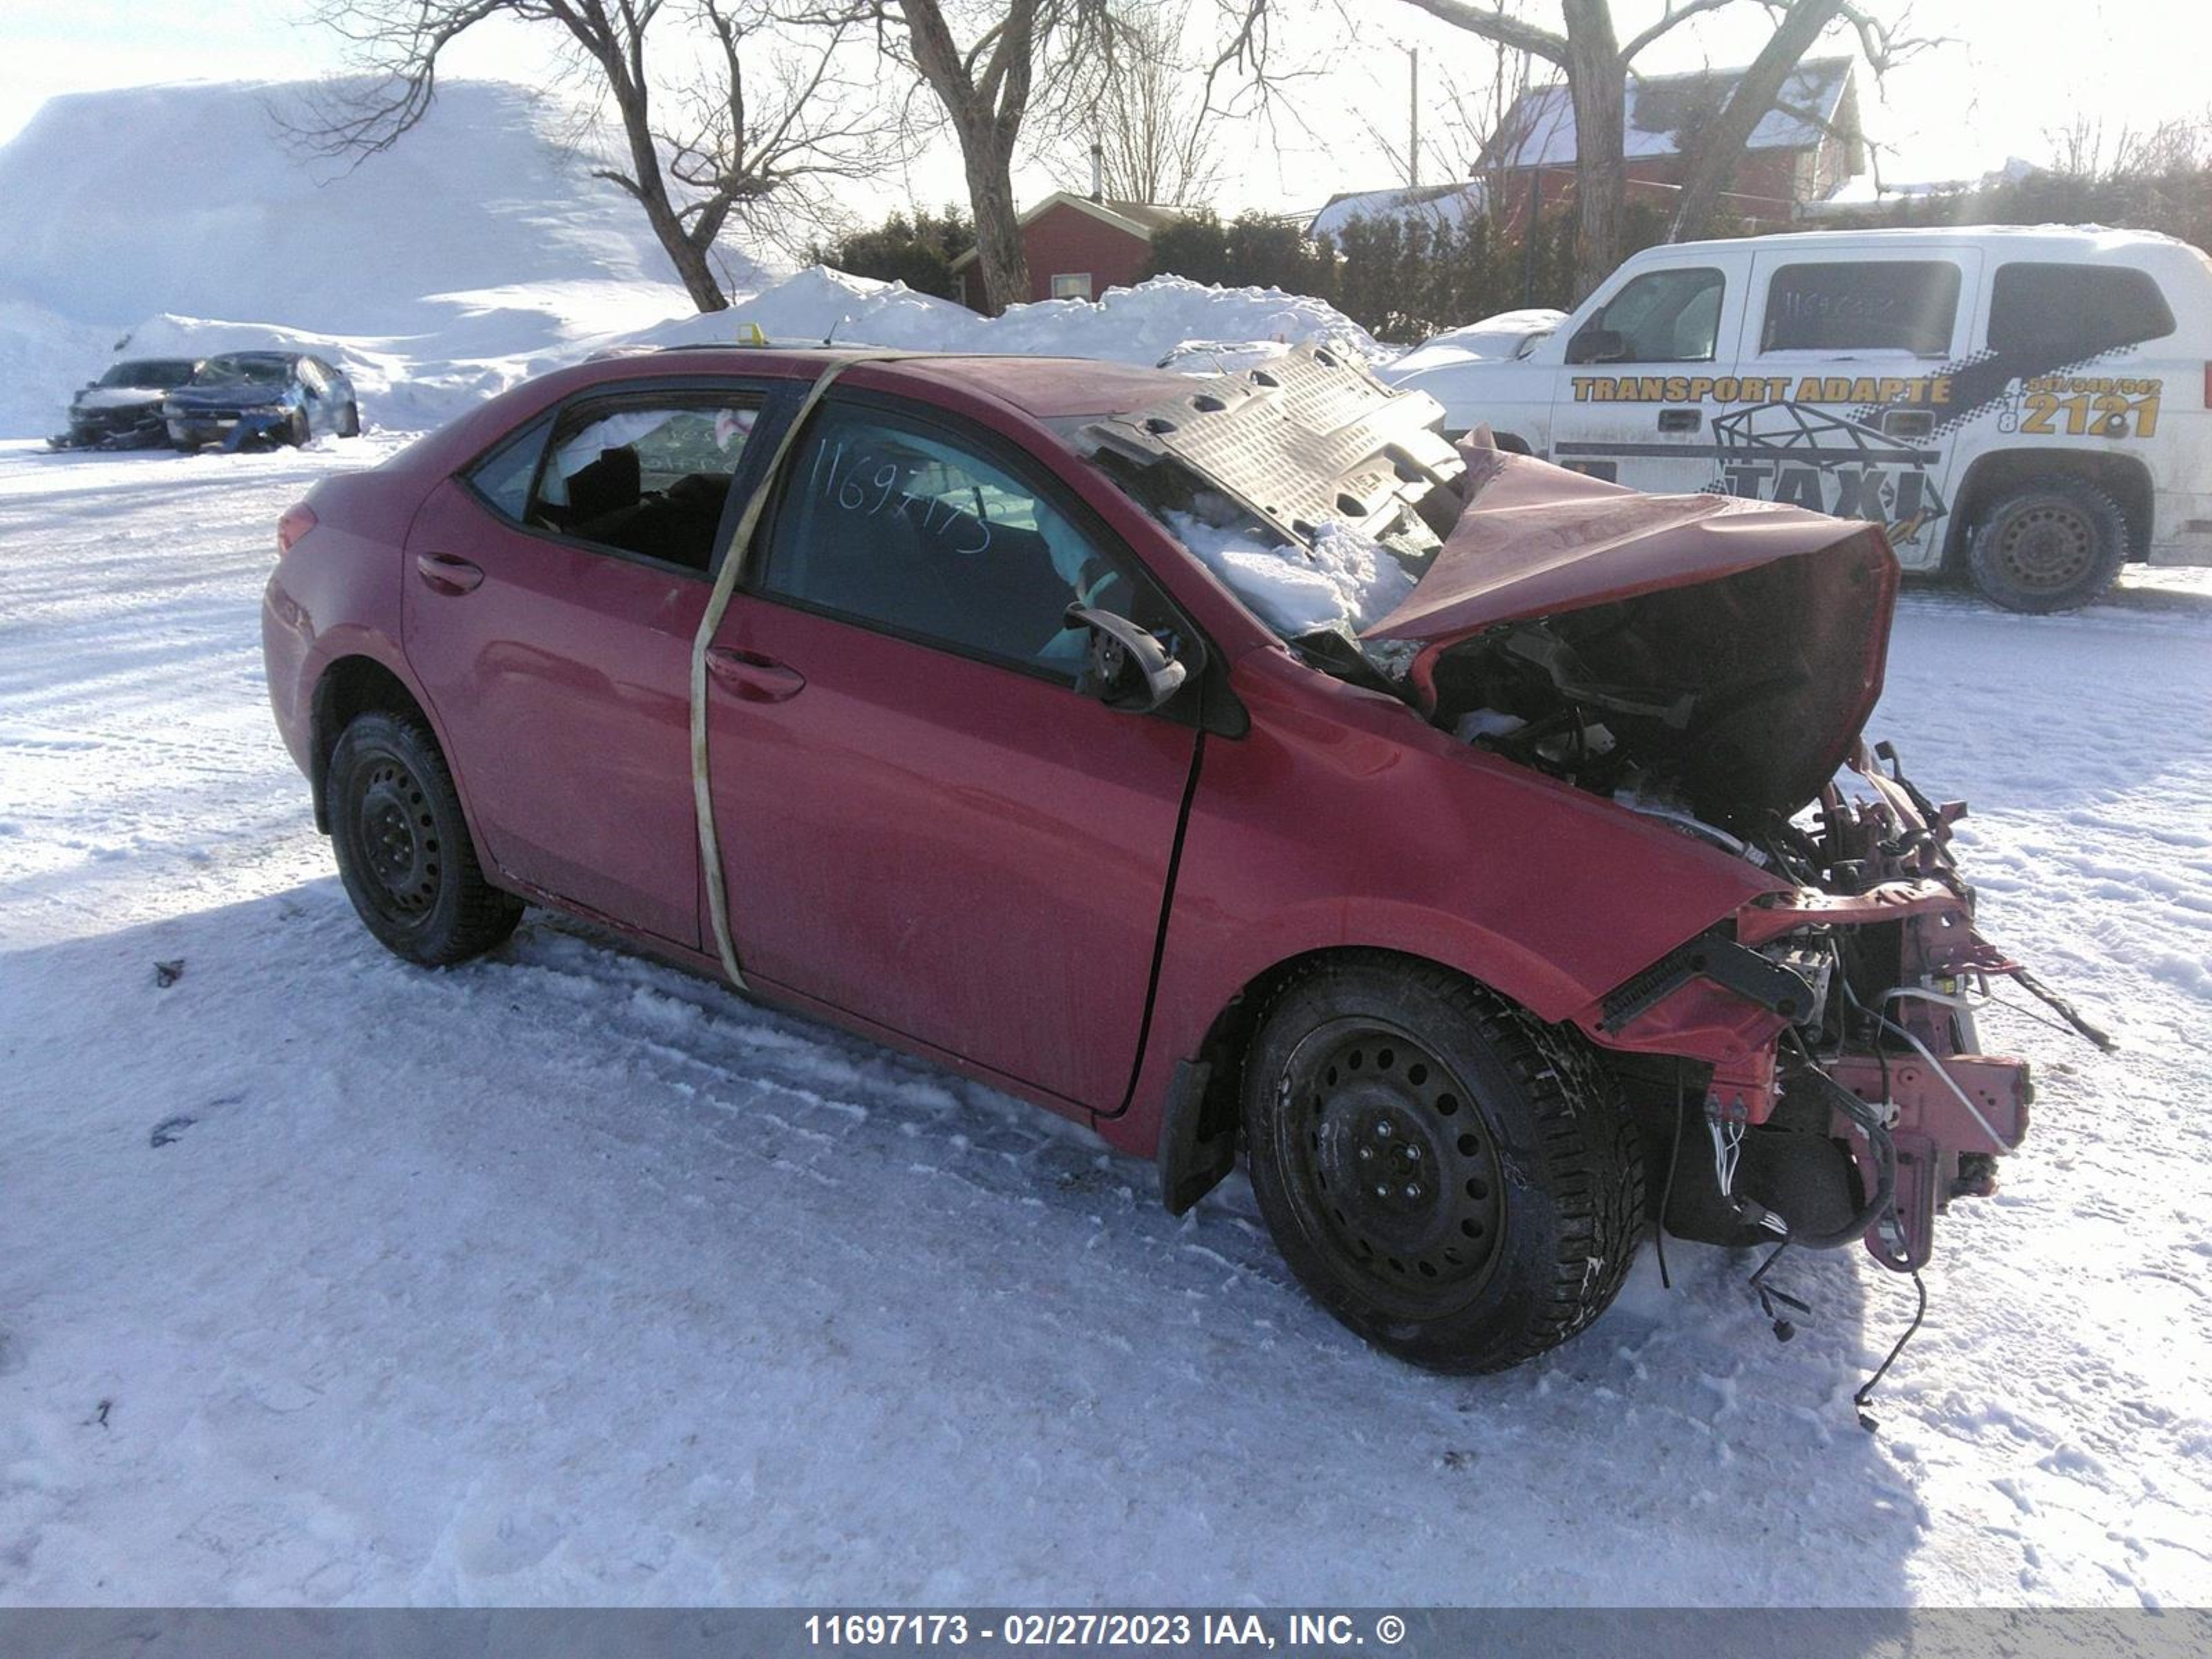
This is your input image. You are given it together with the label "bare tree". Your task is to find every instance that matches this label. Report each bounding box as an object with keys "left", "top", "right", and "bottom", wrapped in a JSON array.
[
  {"left": 2046, "top": 110, "right": 2212, "bottom": 181},
  {"left": 1388, "top": 0, "right": 1926, "bottom": 295},
  {"left": 296, "top": 0, "right": 896, "bottom": 312},
  {"left": 1067, "top": 6, "right": 1224, "bottom": 205}
]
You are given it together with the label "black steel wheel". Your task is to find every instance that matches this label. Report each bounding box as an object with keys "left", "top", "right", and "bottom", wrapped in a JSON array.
[
  {"left": 328, "top": 709, "right": 521, "bottom": 966},
  {"left": 338, "top": 400, "right": 361, "bottom": 438},
  {"left": 1277, "top": 1018, "right": 1507, "bottom": 1302},
  {"left": 1967, "top": 478, "right": 2127, "bottom": 612},
  {"left": 1243, "top": 955, "right": 1643, "bottom": 1373}
]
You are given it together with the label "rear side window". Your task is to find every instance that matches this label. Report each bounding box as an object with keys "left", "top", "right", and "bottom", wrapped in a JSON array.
[
  {"left": 1987, "top": 262, "right": 2177, "bottom": 359},
  {"left": 1760, "top": 261, "right": 1961, "bottom": 355},
  {"left": 526, "top": 395, "right": 760, "bottom": 574},
  {"left": 465, "top": 413, "right": 553, "bottom": 523}
]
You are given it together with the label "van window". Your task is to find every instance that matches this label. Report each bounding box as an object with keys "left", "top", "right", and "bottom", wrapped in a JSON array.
[
  {"left": 1759, "top": 261, "right": 1960, "bottom": 355},
  {"left": 1572, "top": 267, "right": 1726, "bottom": 364},
  {"left": 1987, "top": 262, "right": 2176, "bottom": 359}
]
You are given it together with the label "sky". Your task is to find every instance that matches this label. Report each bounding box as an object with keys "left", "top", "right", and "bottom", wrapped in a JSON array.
[{"left": 1, "top": 0, "right": 2207, "bottom": 232}]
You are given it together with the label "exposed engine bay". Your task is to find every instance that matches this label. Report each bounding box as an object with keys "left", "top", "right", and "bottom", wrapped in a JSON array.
[{"left": 1080, "top": 346, "right": 2106, "bottom": 1336}]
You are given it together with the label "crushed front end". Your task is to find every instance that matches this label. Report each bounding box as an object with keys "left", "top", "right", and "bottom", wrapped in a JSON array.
[
  {"left": 1573, "top": 739, "right": 2055, "bottom": 1272},
  {"left": 1079, "top": 346, "right": 2092, "bottom": 1288}
]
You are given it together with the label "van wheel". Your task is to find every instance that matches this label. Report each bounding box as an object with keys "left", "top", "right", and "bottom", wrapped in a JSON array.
[
  {"left": 328, "top": 711, "right": 521, "bottom": 966},
  {"left": 1967, "top": 478, "right": 2127, "bottom": 612},
  {"left": 1241, "top": 956, "right": 1643, "bottom": 1374}
]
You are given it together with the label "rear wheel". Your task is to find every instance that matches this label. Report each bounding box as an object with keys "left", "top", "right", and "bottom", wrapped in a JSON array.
[
  {"left": 286, "top": 409, "right": 312, "bottom": 448},
  {"left": 338, "top": 400, "right": 361, "bottom": 438},
  {"left": 1967, "top": 478, "right": 2127, "bottom": 612},
  {"left": 1241, "top": 956, "right": 1643, "bottom": 1373},
  {"left": 328, "top": 711, "right": 520, "bottom": 966}
]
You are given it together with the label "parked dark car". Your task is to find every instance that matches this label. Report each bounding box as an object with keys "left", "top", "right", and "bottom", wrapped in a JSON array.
[
  {"left": 48, "top": 357, "right": 204, "bottom": 450},
  {"left": 165, "top": 352, "right": 359, "bottom": 451},
  {"left": 263, "top": 344, "right": 2047, "bottom": 1374}
]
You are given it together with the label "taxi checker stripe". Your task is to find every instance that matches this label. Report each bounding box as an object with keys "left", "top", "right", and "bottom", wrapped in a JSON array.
[{"left": 688, "top": 351, "right": 922, "bottom": 991}]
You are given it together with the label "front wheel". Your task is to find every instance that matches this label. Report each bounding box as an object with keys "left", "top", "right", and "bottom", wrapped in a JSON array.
[
  {"left": 338, "top": 400, "right": 361, "bottom": 438},
  {"left": 1966, "top": 478, "right": 2128, "bottom": 612},
  {"left": 328, "top": 711, "right": 521, "bottom": 966},
  {"left": 1242, "top": 956, "right": 1644, "bottom": 1373}
]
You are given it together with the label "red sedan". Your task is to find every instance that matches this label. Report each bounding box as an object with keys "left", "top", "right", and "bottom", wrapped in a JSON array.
[{"left": 263, "top": 344, "right": 2043, "bottom": 1372}]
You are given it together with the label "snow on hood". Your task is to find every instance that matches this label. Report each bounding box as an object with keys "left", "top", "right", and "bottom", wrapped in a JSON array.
[
  {"left": 1386, "top": 309, "right": 1566, "bottom": 378},
  {"left": 1167, "top": 512, "right": 1416, "bottom": 638},
  {"left": 71, "top": 385, "right": 169, "bottom": 409}
]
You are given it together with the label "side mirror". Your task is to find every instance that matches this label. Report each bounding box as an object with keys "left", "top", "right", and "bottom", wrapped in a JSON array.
[
  {"left": 1064, "top": 605, "right": 1187, "bottom": 714},
  {"left": 1565, "top": 326, "right": 1626, "bottom": 365}
]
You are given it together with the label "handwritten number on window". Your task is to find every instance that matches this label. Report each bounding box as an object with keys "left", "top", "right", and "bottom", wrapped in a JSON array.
[{"left": 816, "top": 437, "right": 991, "bottom": 554}]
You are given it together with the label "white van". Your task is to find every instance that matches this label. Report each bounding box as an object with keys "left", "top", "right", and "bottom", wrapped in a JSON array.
[{"left": 1386, "top": 225, "right": 2212, "bottom": 610}]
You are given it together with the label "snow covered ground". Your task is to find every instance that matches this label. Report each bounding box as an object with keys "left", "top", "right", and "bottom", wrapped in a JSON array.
[{"left": 3, "top": 434, "right": 2210, "bottom": 1608}]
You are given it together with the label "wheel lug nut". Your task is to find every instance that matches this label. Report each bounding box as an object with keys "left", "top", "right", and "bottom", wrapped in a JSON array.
[
  {"left": 1403, "top": 1183, "right": 1421, "bottom": 1200},
  {"left": 1376, "top": 1121, "right": 1393, "bottom": 1138},
  {"left": 1358, "top": 1145, "right": 1375, "bottom": 1162},
  {"left": 1373, "top": 1184, "right": 1389, "bottom": 1201}
]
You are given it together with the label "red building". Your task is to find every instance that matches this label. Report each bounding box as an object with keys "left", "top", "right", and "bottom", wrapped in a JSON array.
[
  {"left": 1481, "top": 57, "right": 1866, "bottom": 232},
  {"left": 950, "top": 193, "right": 1185, "bottom": 312}
]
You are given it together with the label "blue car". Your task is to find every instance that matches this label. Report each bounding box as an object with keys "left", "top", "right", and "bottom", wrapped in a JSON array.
[{"left": 163, "top": 352, "right": 361, "bottom": 451}]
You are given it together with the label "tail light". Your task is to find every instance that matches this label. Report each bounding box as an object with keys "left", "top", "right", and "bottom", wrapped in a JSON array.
[{"left": 276, "top": 502, "right": 317, "bottom": 555}]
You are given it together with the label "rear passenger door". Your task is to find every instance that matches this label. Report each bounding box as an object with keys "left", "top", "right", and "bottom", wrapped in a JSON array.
[
  {"left": 1731, "top": 247, "right": 1980, "bottom": 561},
  {"left": 403, "top": 385, "right": 765, "bottom": 948},
  {"left": 1547, "top": 249, "right": 1753, "bottom": 492}
]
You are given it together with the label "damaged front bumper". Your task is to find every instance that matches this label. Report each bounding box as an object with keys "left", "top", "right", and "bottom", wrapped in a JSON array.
[
  {"left": 1571, "top": 740, "right": 2058, "bottom": 1272},
  {"left": 49, "top": 409, "right": 171, "bottom": 451}
]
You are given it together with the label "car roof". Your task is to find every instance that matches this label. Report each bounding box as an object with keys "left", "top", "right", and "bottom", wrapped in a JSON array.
[
  {"left": 642, "top": 346, "right": 1199, "bottom": 420},
  {"left": 1658, "top": 223, "right": 2201, "bottom": 261}
]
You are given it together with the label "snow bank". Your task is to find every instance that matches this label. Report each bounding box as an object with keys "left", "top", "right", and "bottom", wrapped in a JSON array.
[
  {"left": 632, "top": 267, "right": 1385, "bottom": 371},
  {"left": 0, "top": 79, "right": 708, "bottom": 437},
  {"left": 0, "top": 79, "right": 1384, "bottom": 439},
  {"left": 0, "top": 80, "right": 701, "bottom": 335}
]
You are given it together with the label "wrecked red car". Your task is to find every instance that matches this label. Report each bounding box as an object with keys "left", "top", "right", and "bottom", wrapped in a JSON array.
[{"left": 263, "top": 343, "right": 2066, "bottom": 1373}]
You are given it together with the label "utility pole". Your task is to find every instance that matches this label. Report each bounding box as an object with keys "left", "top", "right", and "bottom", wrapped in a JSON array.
[{"left": 1408, "top": 46, "right": 1421, "bottom": 187}]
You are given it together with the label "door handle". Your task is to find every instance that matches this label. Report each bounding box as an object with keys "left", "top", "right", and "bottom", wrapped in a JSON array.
[
  {"left": 704, "top": 646, "right": 806, "bottom": 702},
  {"left": 1656, "top": 407, "right": 1701, "bottom": 433},
  {"left": 414, "top": 552, "right": 484, "bottom": 595}
]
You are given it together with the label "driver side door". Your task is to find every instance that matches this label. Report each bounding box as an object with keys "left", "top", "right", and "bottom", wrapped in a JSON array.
[
  {"left": 1548, "top": 251, "right": 1753, "bottom": 494},
  {"left": 704, "top": 393, "right": 1201, "bottom": 1112}
]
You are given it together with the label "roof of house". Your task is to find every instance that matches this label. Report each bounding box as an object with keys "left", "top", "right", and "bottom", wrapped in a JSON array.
[
  {"left": 946, "top": 192, "right": 1188, "bottom": 272},
  {"left": 1307, "top": 181, "right": 1488, "bottom": 239},
  {"left": 1487, "top": 56, "right": 1858, "bottom": 169}
]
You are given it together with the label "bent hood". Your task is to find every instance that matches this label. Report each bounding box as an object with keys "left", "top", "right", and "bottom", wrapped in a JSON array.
[{"left": 1366, "top": 446, "right": 1899, "bottom": 821}]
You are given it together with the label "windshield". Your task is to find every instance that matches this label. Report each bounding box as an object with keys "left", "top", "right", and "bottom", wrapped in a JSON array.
[
  {"left": 1060, "top": 346, "right": 1464, "bottom": 673},
  {"left": 99, "top": 359, "right": 199, "bottom": 389},
  {"left": 191, "top": 356, "right": 294, "bottom": 388}
]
